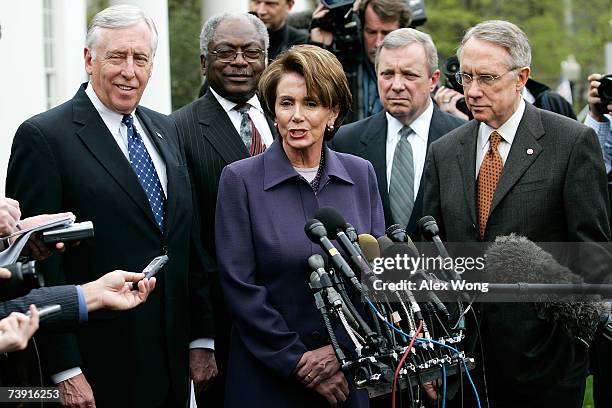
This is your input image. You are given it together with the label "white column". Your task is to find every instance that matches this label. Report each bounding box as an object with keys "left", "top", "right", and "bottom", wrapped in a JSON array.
[
  {"left": 110, "top": 0, "right": 172, "bottom": 114},
  {"left": 0, "top": 0, "right": 46, "bottom": 195},
  {"left": 52, "top": 0, "right": 88, "bottom": 106}
]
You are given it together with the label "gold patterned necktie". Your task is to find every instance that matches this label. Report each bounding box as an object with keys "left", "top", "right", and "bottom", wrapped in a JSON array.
[{"left": 477, "top": 131, "right": 503, "bottom": 240}]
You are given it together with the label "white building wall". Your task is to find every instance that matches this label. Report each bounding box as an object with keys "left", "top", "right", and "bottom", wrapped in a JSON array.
[{"left": 0, "top": 1, "right": 46, "bottom": 196}]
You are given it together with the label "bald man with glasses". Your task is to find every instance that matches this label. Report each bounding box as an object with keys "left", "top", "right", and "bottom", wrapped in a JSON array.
[{"left": 423, "top": 20, "right": 610, "bottom": 407}]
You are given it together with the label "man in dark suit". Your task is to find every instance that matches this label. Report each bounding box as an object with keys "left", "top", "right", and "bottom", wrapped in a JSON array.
[
  {"left": 250, "top": 0, "right": 308, "bottom": 60},
  {"left": 6, "top": 5, "right": 214, "bottom": 407},
  {"left": 423, "top": 20, "right": 610, "bottom": 407},
  {"left": 332, "top": 28, "right": 465, "bottom": 236},
  {"left": 172, "top": 12, "right": 273, "bottom": 407}
]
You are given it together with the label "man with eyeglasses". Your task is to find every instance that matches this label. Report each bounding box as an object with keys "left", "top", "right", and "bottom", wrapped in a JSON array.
[
  {"left": 423, "top": 20, "right": 610, "bottom": 407},
  {"left": 171, "top": 12, "right": 274, "bottom": 408}
]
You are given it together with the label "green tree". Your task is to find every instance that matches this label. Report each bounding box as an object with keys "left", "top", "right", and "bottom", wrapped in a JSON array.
[{"left": 168, "top": 0, "right": 202, "bottom": 110}]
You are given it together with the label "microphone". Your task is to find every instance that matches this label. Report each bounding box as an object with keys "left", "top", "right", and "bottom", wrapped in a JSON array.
[
  {"left": 484, "top": 234, "right": 608, "bottom": 345},
  {"left": 308, "top": 254, "right": 359, "bottom": 329},
  {"left": 386, "top": 224, "right": 408, "bottom": 243},
  {"left": 314, "top": 207, "right": 375, "bottom": 279},
  {"left": 418, "top": 215, "right": 450, "bottom": 258},
  {"left": 304, "top": 219, "right": 363, "bottom": 292},
  {"left": 344, "top": 223, "right": 359, "bottom": 244},
  {"left": 418, "top": 215, "right": 459, "bottom": 281},
  {"left": 358, "top": 234, "right": 380, "bottom": 263}
]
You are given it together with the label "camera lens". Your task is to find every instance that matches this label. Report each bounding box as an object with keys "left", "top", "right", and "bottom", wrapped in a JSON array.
[
  {"left": 0, "top": 261, "right": 42, "bottom": 300},
  {"left": 598, "top": 74, "right": 612, "bottom": 104}
]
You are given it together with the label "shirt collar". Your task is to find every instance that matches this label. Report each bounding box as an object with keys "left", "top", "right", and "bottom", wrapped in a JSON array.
[
  {"left": 263, "top": 139, "right": 354, "bottom": 190},
  {"left": 210, "top": 87, "right": 264, "bottom": 115},
  {"left": 385, "top": 98, "right": 433, "bottom": 142},
  {"left": 85, "top": 82, "right": 128, "bottom": 133},
  {"left": 479, "top": 97, "right": 526, "bottom": 147}
]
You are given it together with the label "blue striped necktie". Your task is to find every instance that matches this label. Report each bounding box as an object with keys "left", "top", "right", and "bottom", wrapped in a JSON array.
[{"left": 122, "top": 114, "right": 166, "bottom": 232}]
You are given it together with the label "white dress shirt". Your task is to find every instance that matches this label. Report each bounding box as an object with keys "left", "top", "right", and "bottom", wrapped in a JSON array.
[
  {"left": 385, "top": 100, "right": 434, "bottom": 199},
  {"left": 85, "top": 84, "right": 168, "bottom": 196},
  {"left": 476, "top": 97, "right": 526, "bottom": 178},
  {"left": 210, "top": 88, "right": 274, "bottom": 147}
]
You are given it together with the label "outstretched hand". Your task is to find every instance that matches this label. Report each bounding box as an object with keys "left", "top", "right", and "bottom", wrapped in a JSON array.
[{"left": 81, "top": 270, "right": 156, "bottom": 312}]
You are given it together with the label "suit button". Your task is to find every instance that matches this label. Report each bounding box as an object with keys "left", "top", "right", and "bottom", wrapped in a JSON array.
[
  {"left": 311, "top": 331, "right": 322, "bottom": 341},
  {"left": 161, "top": 246, "right": 168, "bottom": 255}
]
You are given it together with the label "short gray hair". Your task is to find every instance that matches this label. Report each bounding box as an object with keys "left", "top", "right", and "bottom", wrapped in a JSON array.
[
  {"left": 200, "top": 12, "right": 269, "bottom": 58},
  {"left": 375, "top": 28, "right": 438, "bottom": 76},
  {"left": 458, "top": 20, "right": 531, "bottom": 69},
  {"left": 87, "top": 5, "right": 158, "bottom": 59}
]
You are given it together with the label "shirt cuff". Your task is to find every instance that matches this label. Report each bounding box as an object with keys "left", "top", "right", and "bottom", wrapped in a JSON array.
[
  {"left": 189, "top": 338, "right": 214, "bottom": 350},
  {"left": 75, "top": 286, "right": 88, "bottom": 323},
  {"left": 51, "top": 367, "right": 82, "bottom": 384}
]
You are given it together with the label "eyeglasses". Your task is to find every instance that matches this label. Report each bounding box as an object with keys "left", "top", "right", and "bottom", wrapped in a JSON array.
[
  {"left": 210, "top": 48, "right": 265, "bottom": 63},
  {"left": 455, "top": 68, "right": 519, "bottom": 87}
]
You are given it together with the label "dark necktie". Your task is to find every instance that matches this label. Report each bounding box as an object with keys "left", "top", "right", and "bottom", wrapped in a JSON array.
[
  {"left": 389, "top": 126, "right": 415, "bottom": 227},
  {"left": 235, "top": 103, "right": 266, "bottom": 156},
  {"left": 477, "top": 131, "right": 503, "bottom": 239},
  {"left": 122, "top": 114, "right": 166, "bottom": 233}
]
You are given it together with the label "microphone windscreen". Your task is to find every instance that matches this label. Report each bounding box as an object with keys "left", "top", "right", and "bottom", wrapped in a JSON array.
[
  {"left": 485, "top": 234, "right": 606, "bottom": 345},
  {"left": 358, "top": 234, "right": 380, "bottom": 262},
  {"left": 314, "top": 207, "right": 346, "bottom": 240}
]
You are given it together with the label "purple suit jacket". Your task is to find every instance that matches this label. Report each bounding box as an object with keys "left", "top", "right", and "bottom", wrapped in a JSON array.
[{"left": 215, "top": 139, "right": 384, "bottom": 407}]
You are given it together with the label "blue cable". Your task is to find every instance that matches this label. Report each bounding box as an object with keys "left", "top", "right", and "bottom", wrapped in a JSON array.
[
  {"left": 367, "top": 300, "right": 481, "bottom": 408},
  {"left": 442, "top": 364, "right": 447, "bottom": 408}
]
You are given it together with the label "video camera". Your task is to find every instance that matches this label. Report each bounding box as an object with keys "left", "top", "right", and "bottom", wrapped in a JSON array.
[
  {"left": 441, "top": 56, "right": 471, "bottom": 118},
  {"left": 310, "top": 0, "right": 363, "bottom": 63},
  {"left": 599, "top": 74, "right": 612, "bottom": 105}
]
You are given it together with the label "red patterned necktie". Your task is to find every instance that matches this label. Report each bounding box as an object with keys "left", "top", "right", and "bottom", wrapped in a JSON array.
[{"left": 477, "top": 131, "right": 503, "bottom": 240}]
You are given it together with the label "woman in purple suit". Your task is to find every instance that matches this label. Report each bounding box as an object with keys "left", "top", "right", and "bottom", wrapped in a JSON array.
[{"left": 215, "top": 45, "right": 385, "bottom": 407}]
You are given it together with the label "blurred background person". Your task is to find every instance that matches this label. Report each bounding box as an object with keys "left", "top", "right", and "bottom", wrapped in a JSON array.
[
  {"left": 215, "top": 44, "right": 384, "bottom": 407},
  {"left": 250, "top": 0, "right": 308, "bottom": 60},
  {"left": 310, "top": 0, "right": 412, "bottom": 123}
]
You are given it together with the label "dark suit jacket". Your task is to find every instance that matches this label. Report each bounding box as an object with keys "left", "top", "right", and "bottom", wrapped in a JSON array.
[
  {"left": 0, "top": 285, "right": 79, "bottom": 330},
  {"left": 215, "top": 140, "right": 384, "bottom": 407},
  {"left": 171, "top": 90, "right": 274, "bottom": 406},
  {"left": 331, "top": 104, "right": 466, "bottom": 236},
  {"left": 423, "top": 103, "right": 611, "bottom": 407},
  {"left": 6, "top": 84, "right": 213, "bottom": 408},
  {"left": 268, "top": 23, "right": 308, "bottom": 60}
]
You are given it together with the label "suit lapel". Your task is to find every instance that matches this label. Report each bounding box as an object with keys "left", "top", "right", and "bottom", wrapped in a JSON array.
[
  {"left": 490, "top": 103, "right": 544, "bottom": 213},
  {"left": 73, "top": 87, "right": 159, "bottom": 230},
  {"left": 197, "top": 92, "right": 250, "bottom": 163},
  {"left": 359, "top": 112, "right": 391, "bottom": 225},
  {"left": 456, "top": 120, "right": 480, "bottom": 227}
]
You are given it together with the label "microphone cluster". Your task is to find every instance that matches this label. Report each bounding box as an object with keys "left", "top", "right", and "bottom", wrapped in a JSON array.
[{"left": 304, "top": 207, "right": 476, "bottom": 403}]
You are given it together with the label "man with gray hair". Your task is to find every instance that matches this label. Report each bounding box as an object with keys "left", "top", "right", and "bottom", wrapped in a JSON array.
[
  {"left": 332, "top": 28, "right": 465, "bottom": 236},
  {"left": 423, "top": 20, "right": 610, "bottom": 407},
  {"left": 6, "top": 5, "right": 215, "bottom": 407},
  {"left": 171, "top": 12, "right": 274, "bottom": 407}
]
